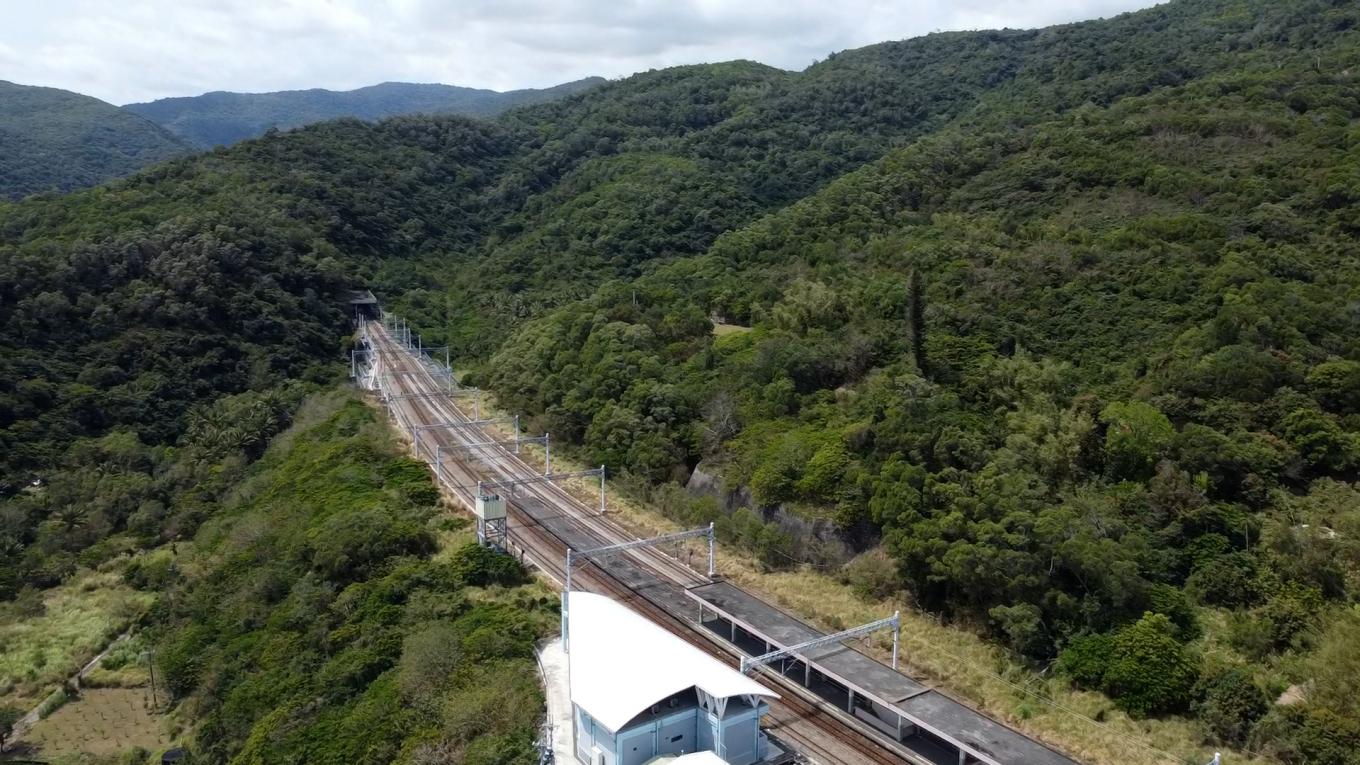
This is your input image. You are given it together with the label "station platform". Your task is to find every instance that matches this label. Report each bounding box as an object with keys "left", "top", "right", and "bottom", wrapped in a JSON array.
[
  {"left": 686, "top": 581, "right": 1076, "bottom": 765},
  {"left": 511, "top": 491, "right": 1075, "bottom": 765}
]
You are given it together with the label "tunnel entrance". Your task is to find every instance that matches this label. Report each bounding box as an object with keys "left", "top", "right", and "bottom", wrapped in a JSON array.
[{"left": 348, "top": 289, "right": 380, "bottom": 322}]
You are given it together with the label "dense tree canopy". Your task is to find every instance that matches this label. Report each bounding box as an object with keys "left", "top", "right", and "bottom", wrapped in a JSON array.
[
  {"left": 0, "top": 81, "right": 189, "bottom": 200},
  {"left": 3, "top": 0, "right": 1360, "bottom": 761}
]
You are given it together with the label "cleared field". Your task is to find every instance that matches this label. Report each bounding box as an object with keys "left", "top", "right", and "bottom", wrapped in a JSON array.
[
  {"left": 11, "top": 687, "right": 169, "bottom": 757},
  {"left": 0, "top": 570, "right": 154, "bottom": 709}
]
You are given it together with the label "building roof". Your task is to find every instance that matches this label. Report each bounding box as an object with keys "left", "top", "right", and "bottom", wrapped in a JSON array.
[
  {"left": 567, "top": 591, "right": 778, "bottom": 733},
  {"left": 648, "top": 752, "right": 728, "bottom": 765}
]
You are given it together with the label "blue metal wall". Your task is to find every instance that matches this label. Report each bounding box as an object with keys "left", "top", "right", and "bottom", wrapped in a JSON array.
[{"left": 573, "top": 702, "right": 768, "bottom": 765}]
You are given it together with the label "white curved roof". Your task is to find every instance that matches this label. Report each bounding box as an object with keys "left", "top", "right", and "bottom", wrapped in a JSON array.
[
  {"left": 653, "top": 753, "right": 727, "bottom": 765},
  {"left": 567, "top": 591, "right": 778, "bottom": 732}
]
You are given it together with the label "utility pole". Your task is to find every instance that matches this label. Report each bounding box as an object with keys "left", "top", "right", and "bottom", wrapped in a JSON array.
[
  {"left": 708, "top": 522, "right": 716, "bottom": 579},
  {"left": 146, "top": 648, "right": 158, "bottom": 710}
]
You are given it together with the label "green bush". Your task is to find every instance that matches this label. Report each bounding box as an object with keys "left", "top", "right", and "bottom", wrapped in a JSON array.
[
  {"left": 1226, "top": 611, "right": 1276, "bottom": 662},
  {"left": 1146, "top": 583, "right": 1200, "bottom": 641},
  {"left": 1307, "top": 359, "right": 1360, "bottom": 415},
  {"left": 1101, "top": 614, "right": 1199, "bottom": 717},
  {"left": 462, "top": 733, "right": 539, "bottom": 765},
  {"left": 1056, "top": 632, "right": 1115, "bottom": 689},
  {"left": 158, "top": 623, "right": 215, "bottom": 699},
  {"left": 1193, "top": 667, "right": 1268, "bottom": 747},
  {"left": 99, "top": 636, "right": 145, "bottom": 672},
  {"left": 1252, "top": 705, "right": 1360, "bottom": 765},
  {"left": 1307, "top": 609, "right": 1360, "bottom": 723},
  {"left": 307, "top": 508, "right": 435, "bottom": 584},
  {"left": 123, "top": 553, "right": 177, "bottom": 591},
  {"left": 0, "top": 705, "right": 23, "bottom": 749},
  {"left": 990, "top": 603, "right": 1048, "bottom": 658},
  {"left": 36, "top": 687, "right": 68, "bottom": 719},
  {"left": 841, "top": 547, "right": 900, "bottom": 601},
  {"left": 1187, "top": 552, "right": 1260, "bottom": 608},
  {"left": 1259, "top": 584, "right": 1323, "bottom": 652},
  {"left": 1281, "top": 408, "right": 1360, "bottom": 472},
  {"left": 1100, "top": 401, "right": 1174, "bottom": 479},
  {"left": 397, "top": 622, "right": 461, "bottom": 704},
  {"left": 448, "top": 544, "right": 529, "bottom": 588}
]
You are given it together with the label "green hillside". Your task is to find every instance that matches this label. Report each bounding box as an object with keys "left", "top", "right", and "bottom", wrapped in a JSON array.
[
  {"left": 0, "top": 81, "right": 190, "bottom": 200},
  {"left": 3, "top": 1, "right": 1360, "bottom": 762},
  {"left": 125, "top": 78, "right": 607, "bottom": 148}
]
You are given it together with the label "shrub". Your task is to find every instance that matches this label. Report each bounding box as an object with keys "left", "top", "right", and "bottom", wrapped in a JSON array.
[
  {"left": 1252, "top": 705, "right": 1360, "bottom": 765},
  {"left": 157, "top": 623, "right": 215, "bottom": 699},
  {"left": 840, "top": 547, "right": 900, "bottom": 601},
  {"left": 1281, "top": 408, "right": 1360, "bottom": 472},
  {"left": 1306, "top": 359, "right": 1360, "bottom": 414},
  {"left": 462, "top": 626, "right": 525, "bottom": 663},
  {"left": 307, "top": 508, "right": 435, "bottom": 584},
  {"left": 1193, "top": 667, "right": 1268, "bottom": 747},
  {"left": 1307, "top": 609, "right": 1360, "bottom": 722},
  {"left": 9, "top": 586, "right": 46, "bottom": 618},
  {"left": 36, "top": 687, "right": 68, "bottom": 719},
  {"left": 454, "top": 605, "right": 538, "bottom": 663},
  {"left": 99, "top": 637, "right": 144, "bottom": 671},
  {"left": 1227, "top": 611, "right": 1276, "bottom": 662},
  {"left": 397, "top": 623, "right": 461, "bottom": 704},
  {"left": 1101, "top": 613, "right": 1199, "bottom": 717},
  {"left": 123, "top": 553, "right": 177, "bottom": 591},
  {"left": 990, "top": 604, "right": 1048, "bottom": 659},
  {"left": 463, "top": 733, "right": 538, "bottom": 765},
  {"left": 1187, "top": 552, "right": 1260, "bottom": 607},
  {"left": 796, "top": 440, "right": 850, "bottom": 500},
  {"left": 1100, "top": 401, "right": 1174, "bottom": 479},
  {"left": 1146, "top": 583, "right": 1201, "bottom": 641},
  {"left": 0, "top": 705, "right": 23, "bottom": 750},
  {"left": 448, "top": 544, "right": 529, "bottom": 588},
  {"left": 1056, "top": 632, "right": 1115, "bottom": 689},
  {"left": 1258, "top": 584, "right": 1323, "bottom": 651}
]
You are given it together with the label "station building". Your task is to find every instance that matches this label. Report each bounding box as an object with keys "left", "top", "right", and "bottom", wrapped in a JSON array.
[{"left": 566, "top": 592, "right": 778, "bottom": 765}]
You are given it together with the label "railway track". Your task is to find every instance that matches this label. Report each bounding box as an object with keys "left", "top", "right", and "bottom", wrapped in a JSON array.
[{"left": 363, "top": 322, "right": 920, "bottom": 765}]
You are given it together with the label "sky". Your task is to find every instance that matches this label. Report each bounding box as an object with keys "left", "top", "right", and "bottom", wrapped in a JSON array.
[{"left": 1, "top": 0, "right": 1163, "bottom": 106}]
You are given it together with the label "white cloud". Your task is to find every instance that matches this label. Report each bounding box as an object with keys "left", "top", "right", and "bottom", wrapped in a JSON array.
[{"left": 0, "top": 0, "right": 1162, "bottom": 104}]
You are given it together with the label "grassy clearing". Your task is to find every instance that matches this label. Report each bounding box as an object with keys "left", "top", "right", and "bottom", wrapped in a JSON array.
[
  {"left": 464, "top": 394, "right": 1260, "bottom": 765},
  {"left": 712, "top": 322, "right": 752, "bottom": 337},
  {"left": 0, "top": 570, "right": 153, "bottom": 710}
]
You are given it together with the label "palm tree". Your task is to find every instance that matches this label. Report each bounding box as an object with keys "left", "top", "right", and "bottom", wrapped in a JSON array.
[{"left": 50, "top": 505, "right": 89, "bottom": 532}]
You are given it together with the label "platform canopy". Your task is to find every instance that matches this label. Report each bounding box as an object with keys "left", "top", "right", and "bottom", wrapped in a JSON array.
[{"left": 567, "top": 592, "right": 778, "bottom": 733}]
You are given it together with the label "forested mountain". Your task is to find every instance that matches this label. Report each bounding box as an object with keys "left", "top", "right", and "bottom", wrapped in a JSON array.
[
  {"left": 124, "top": 78, "right": 607, "bottom": 148},
  {"left": 0, "top": 81, "right": 190, "bottom": 200},
  {"left": 3, "top": 0, "right": 1360, "bottom": 763}
]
